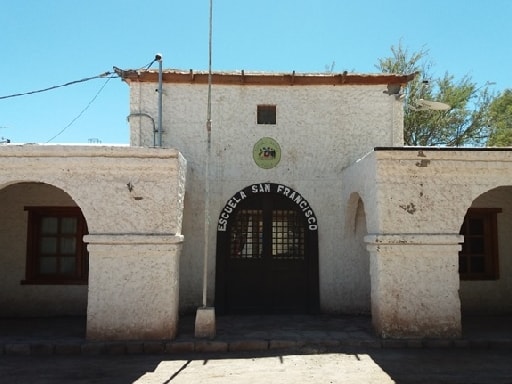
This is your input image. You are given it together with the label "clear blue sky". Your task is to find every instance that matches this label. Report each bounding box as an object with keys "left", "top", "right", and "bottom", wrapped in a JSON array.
[{"left": 1, "top": 0, "right": 510, "bottom": 144}]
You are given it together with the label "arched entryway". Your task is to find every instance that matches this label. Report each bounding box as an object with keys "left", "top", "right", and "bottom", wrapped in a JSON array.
[
  {"left": 0, "top": 182, "right": 89, "bottom": 318},
  {"left": 457, "top": 185, "right": 512, "bottom": 339},
  {"left": 459, "top": 186, "right": 512, "bottom": 314},
  {"left": 215, "top": 183, "right": 319, "bottom": 314}
]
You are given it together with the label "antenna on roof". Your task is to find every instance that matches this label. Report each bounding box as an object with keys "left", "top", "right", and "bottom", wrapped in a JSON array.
[
  {"left": 410, "top": 99, "right": 451, "bottom": 111},
  {"left": 0, "top": 126, "right": 10, "bottom": 143},
  {"left": 409, "top": 80, "right": 451, "bottom": 111}
]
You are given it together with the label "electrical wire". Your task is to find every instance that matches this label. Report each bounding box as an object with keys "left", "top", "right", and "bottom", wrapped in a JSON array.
[
  {"left": 139, "top": 59, "right": 157, "bottom": 71},
  {"left": 45, "top": 75, "right": 113, "bottom": 143},
  {"left": 0, "top": 57, "right": 158, "bottom": 143},
  {"left": 0, "top": 72, "right": 115, "bottom": 100},
  {"left": 0, "top": 55, "right": 159, "bottom": 102}
]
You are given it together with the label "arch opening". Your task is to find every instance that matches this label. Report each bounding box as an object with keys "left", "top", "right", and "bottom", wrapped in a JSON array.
[
  {"left": 343, "top": 192, "right": 371, "bottom": 314},
  {"left": 215, "top": 183, "right": 319, "bottom": 314},
  {"left": 0, "top": 182, "right": 89, "bottom": 323},
  {"left": 458, "top": 186, "right": 512, "bottom": 315}
]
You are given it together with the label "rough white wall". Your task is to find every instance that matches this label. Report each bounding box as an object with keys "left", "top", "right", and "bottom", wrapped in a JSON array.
[
  {"left": 370, "top": 150, "right": 512, "bottom": 234},
  {"left": 0, "top": 145, "right": 186, "bottom": 340},
  {"left": 129, "top": 81, "right": 404, "bottom": 313},
  {"left": 0, "top": 183, "right": 87, "bottom": 316},
  {"left": 0, "top": 146, "right": 186, "bottom": 236},
  {"left": 85, "top": 238, "right": 182, "bottom": 340},
  {"left": 343, "top": 149, "right": 512, "bottom": 337},
  {"left": 366, "top": 234, "right": 462, "bottom": 338}
]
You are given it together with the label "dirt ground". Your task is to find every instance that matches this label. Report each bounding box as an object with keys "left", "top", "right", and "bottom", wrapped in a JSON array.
[{"left": 1, "top": 347, "right": 512, "bottom": 384}]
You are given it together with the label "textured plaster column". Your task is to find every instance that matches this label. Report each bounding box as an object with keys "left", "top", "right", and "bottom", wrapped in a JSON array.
[
  {"left": 365, "top": 234, "right": 462, "bottom": 339},
  {"left": 85, "top": 234, "right": 183, "bottom": 341}
]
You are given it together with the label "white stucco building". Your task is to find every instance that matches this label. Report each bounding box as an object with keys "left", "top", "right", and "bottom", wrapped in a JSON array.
[
  {"left": 0, "top": 146, "right": 186, "bottom": 340},
  {"left": 1, "top": 68, "right": 511, "bottom": 340}
]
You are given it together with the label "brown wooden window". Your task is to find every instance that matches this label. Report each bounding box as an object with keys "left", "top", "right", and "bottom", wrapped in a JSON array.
[
  {"left": 257, "top": 105, "right": 276, "bottom": 125},
  {"left": 459, "top": 208, "right": 501, "bottom": 280},
  {"left": 23, "top": 207, "right": 88, "bottom": 285}
]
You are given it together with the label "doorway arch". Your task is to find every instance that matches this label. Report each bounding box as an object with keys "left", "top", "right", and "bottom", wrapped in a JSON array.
[
  {"left": 458, "top": 185, "right": 512, "bottom": 314},
  {"left": 0, "top": 182, "right": 88, "bottom": 317},
  {"left": 215, "top": 183, "right": 319, "bottom": 314}
]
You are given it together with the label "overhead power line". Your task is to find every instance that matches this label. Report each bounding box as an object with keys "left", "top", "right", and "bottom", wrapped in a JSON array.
[
  {"left": 0, "top": 72, "right": 115, "bottom": 100},
  {"left": 0, "top": 55, "right": 161, "bottom": 102},
  {"left": 0, "top": 58, "right": 160, "bottom": 143},
  {"left": 46, "top": 75, "right": 113, "bottom": 143}
]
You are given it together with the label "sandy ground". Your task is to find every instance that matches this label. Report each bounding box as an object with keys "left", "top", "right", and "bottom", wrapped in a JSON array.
[{"left": 1, "top": 348, "right": 512, "bottom": 384}]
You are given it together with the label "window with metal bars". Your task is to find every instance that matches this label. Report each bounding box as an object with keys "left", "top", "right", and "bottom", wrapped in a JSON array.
[
  {"left": 272, "top": 210, "right": 305, "bottom": 259},
  {"left": 230, "top": 208, "right": 305, "bottom": 259},
  {"left": 230, "top": 210, "right": 263, "bottom": 259}
]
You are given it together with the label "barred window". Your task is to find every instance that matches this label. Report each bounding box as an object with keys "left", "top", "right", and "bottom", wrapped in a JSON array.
[
  {"left": 272, "top": 210, "right": 305, "bottom": 260},
  {"left": 230, "top": 210, "right": 263, "bottom": 259}
]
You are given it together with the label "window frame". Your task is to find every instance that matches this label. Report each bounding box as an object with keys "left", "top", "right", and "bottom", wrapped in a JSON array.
[
  {"left": 257, "top": 105, "right": 277, "bottom": 125},
  {"left": 22, "top": 206, "right": 89, "bottom": 285},
  {"left": 459, "top": 207, "right": 501, "bottom": 281}
]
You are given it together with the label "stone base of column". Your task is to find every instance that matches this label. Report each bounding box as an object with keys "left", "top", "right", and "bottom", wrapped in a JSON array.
[
  {"left": 85, "top": 234, "right": 183, "bottom": 341},
  {"left": 195, "top": 307, "right": 216, "bottom": 339},
  {"left": 366, "top": 234, "right": 462, "bottom": 339}
]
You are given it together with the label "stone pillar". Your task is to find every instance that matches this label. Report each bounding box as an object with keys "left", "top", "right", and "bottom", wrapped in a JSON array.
[
  {"left": 84, "top": 234, "right": 183, "bottom": 340},
  {"left": 365, "top": 234, "right": 462, "bottom": 339}
]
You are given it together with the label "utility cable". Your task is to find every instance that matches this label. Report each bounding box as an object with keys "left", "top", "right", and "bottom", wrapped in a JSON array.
[
  {"left": 0, "top": 55, "right": 160, "bottom": 101},
  {"left": 0, "top": 72, "right": 115, "bottom": 100},
  {"left": 139, "top": 59, "right": 157, "bottom": 71},
  {"left": 46, "top": 75, "right": 113, "bottom": 143},
  {"left": 0, "top": 56, "right": 160, "bottom": 101},
  {"left": 0, "top": 57, "right": 157, "bottom": 142}
]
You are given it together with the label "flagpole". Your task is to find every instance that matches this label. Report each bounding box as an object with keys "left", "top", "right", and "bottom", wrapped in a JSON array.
[
  {"left": 195, "top": 0, "right": 216, "bottom": 339},
  {"left": 203, "top": 0, "right": 213, "bottom": 309}
]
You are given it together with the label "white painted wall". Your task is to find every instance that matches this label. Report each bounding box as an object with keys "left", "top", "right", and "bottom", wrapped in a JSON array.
[
  {"left": 128, "top": 78, "right": 404, "bottom": 314},
  {"left": 0, "top": 145, "right": 187, "bottom": 340},
  {"left": 343, "top": 149, "right": 512, "bottom": 337}
]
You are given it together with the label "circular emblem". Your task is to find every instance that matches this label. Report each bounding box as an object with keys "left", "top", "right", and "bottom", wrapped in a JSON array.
[{"left": 253, "top": 137, "right": 281, "bottom": 169}]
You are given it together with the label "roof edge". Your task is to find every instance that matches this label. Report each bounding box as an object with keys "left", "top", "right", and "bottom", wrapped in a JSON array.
[
  {"left": 374, "top": 146, "right": 512, "bottom": 152},
  {"left": 116, "top": 68, "right": 416, "bottom": 86}
]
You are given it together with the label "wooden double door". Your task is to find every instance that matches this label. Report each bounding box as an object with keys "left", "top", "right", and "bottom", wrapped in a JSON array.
[{"left": 215, "top": 187, "right": 319, "bottom": 314}]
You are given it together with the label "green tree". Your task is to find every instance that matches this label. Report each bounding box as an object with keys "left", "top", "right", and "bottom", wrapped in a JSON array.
[
  {"left": 487, "top": 89, "right": 512, "bottom": 146},
  {"left": 377, "top": 43, "right": 494, "bottom": 147}
]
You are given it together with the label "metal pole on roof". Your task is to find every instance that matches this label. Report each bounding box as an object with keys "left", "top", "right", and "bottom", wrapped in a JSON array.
[{"left": 157, "top": 54, "right": 163, "bottom": 147}]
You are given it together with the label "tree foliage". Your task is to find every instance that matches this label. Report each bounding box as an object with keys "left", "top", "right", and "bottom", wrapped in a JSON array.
[
  {"left": 487, "top": 89, "right": 512, "bottom": 146},
  {"left": 377, "top": 43, "right": 494, "bottom": 147}
]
